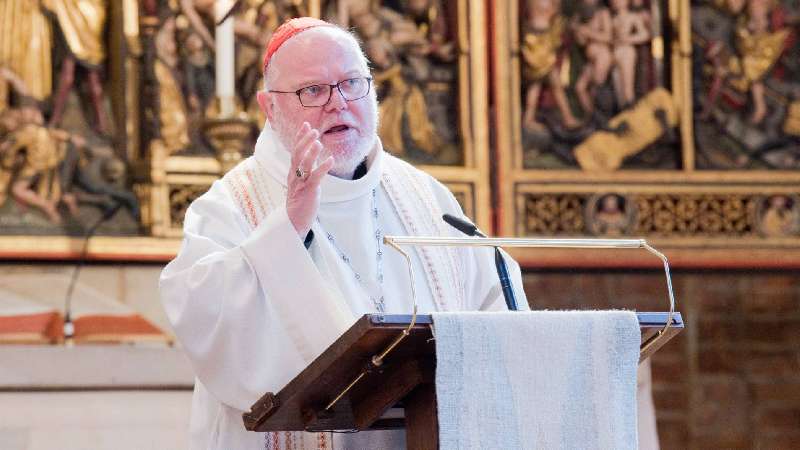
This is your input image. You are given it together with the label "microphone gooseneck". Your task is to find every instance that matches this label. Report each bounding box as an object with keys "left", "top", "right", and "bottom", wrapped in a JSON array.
[
  {"left": 441, "top": 214, "right": 519, "bottom": 311},
  {"left": 494, "top": 250, "right": 517, "bottom": 310}
]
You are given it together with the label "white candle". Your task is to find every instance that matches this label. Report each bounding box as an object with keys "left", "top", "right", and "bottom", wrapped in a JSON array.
[{"left": 215, "top": 0, "right": 235, "bottom": 117}]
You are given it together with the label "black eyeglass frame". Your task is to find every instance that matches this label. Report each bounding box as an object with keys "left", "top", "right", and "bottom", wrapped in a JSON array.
[{"left": 268, "top": 77, "right": 374, "bottom": 108}]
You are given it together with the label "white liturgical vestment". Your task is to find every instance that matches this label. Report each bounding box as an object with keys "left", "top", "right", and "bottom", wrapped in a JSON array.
[{"left": 160, "top": 125, "right": 527, "bottom": 450}]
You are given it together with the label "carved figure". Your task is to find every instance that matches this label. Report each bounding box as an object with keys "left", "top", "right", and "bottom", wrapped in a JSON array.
[
  {"left": 760, "top": 195, "right": 799, "bottom": 236},
  {"left": 591, "top": 194, "right": 630, "bottom": 235},
  {"left": 183, "top": 32, "right": 215, "bottom": 114},
  {"left": 572, "top": 0, "right": 614, "bottom": 116},
  {"left": 630, "top": 0, "right": 654, "bottom": 96},
  {"left": 574, "top": 87, "right": 676, "bottom": 170},
  {"left": 521, "top": 0, "right": 580, "bottom": 130},
  {"left": 702, "top": 0, "right": 789, "bottom": 124},
  {"left": 154, "top": 17, "right": 191, "bottom": 155},
  {"left": 0, "top": 106, "right": 71, "bottom": 223},
  {"left": 610, "top": 0, "right": 650, "bottom": 108},
  {"left": 44, "top": 0, "right": 110, "bottom": 135}
]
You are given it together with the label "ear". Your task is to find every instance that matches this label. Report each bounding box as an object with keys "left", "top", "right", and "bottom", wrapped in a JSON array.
[{"left": 257, "top": 91, "right": 274, "bottom": 122}]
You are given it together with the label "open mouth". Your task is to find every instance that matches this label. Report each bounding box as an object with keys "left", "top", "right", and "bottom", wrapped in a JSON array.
[{"left": 325, "top": 125, "right": 350, "bottom": 134}]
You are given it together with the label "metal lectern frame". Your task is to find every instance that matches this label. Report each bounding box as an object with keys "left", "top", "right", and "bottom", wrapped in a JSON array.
[{"left": 321, "top": 236, "right": 678, "bottom": 412}]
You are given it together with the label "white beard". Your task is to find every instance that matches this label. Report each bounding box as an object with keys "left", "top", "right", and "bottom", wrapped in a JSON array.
[{"left": 325, "top": 132, "right": 375, "bottom": 178}]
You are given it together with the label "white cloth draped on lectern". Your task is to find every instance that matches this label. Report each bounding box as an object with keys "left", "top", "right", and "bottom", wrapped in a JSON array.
[{"left": 432, "top": 310, "right": 641, "bottom": 450}]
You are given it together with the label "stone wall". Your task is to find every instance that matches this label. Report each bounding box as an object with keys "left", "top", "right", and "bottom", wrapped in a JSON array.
[
  {"left": 522, "top": 270, "right": 800, "bottom": 450},
  {"left": 0, "top": 391, "right": 191, "bottom": 450}
]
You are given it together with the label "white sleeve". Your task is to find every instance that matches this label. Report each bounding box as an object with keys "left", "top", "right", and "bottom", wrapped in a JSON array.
[
  {"left": 426, "top": 177, "right": 530, "bottom": 312},
  {"left": 159, "top": 181, "right": 355, "bottom": 412}
]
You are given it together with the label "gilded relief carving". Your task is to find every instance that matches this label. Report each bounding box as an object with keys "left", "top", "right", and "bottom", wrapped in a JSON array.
[
  {"left": 0, "top": 0, "right": 139, "bottom": 234},
  {"left": 632, "top": 194, "right": 754, "bottom": 234},
  {"left": 523, "top": 194, "right": 585, "bottom": 233},
  {"left": 7, "top": 0, "right": 794, "bottom": 261},
  {"left": 693, "top": 0, "right": 799, "bottom": 169},
  {"left": 0, "top": 1, "right": 482, "bottom": 253},
  {"left": 519, "top": 191, "right": 799, "bottom": 239},
  {"left": 519, "top": 0, "right": 680, "bottom": 170},
  {"left": 587, "top": 193, "right": 636, "bottom": 235},
  {"left": 496, "top": 0, "right": 800, "bottom": 263}
]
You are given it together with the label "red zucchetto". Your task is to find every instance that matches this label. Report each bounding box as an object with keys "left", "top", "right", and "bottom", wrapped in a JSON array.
[{"left": 262, "top": 17, "right": 336, "bottom": 72}]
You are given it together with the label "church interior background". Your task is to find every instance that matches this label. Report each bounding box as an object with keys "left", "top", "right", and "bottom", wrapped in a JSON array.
[{"left": 1, "top": 0, "right": 798, "bottom": 448}]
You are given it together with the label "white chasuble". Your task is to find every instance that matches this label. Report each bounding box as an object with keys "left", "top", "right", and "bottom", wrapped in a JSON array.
[{"left": 160, "top": 125, "right": 527, "bottom": 450}]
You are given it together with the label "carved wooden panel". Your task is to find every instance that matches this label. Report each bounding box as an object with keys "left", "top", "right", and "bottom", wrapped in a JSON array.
[{"left": 494, "top": 0, "right": 800, "bottom": 267}]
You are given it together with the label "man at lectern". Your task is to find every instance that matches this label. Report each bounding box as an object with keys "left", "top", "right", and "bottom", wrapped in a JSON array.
[{"left": 160, "top": 17, "right": 528, "bottom": 449}]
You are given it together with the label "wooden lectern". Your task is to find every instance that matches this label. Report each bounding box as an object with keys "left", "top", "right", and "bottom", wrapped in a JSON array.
[{"left": 244, "top": 312, "right": 683, "bottom": 450}]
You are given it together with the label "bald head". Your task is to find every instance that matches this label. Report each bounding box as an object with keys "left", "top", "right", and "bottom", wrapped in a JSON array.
[{"left": 264, "top": 26, "right": 370, "bottom": 91}]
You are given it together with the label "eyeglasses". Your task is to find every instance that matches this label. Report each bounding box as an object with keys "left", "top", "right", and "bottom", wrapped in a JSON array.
[{"left": 269, "top": 77, "right": 373, "bottom": 108}]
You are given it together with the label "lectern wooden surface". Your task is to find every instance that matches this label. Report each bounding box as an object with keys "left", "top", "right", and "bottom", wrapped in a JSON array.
[
  {"left": 244, "top": 314, "right": 436, "bottom": 433},
  {"left": 244, "top": 311, "right": 683, "bottom": 435}
]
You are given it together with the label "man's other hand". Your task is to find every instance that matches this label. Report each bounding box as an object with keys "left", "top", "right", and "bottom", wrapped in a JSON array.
[{"left": 286, "top": 122, "right": 334, "bottom": 238}]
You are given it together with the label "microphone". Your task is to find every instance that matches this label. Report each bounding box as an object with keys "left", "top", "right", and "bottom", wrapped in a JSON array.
[
  {"left": 443, "top": 213, "right": 485, "bottom": 238},
  {"left": 441, "top": 214, "right": 519, "bottom": 311},
  {"left": 63, "top": 201, "right": 124, "bottom": 345}
]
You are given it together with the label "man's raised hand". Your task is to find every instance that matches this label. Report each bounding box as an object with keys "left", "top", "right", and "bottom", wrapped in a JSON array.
[{"left": 286, "top": 122, "right": 334, "bottom": 238}]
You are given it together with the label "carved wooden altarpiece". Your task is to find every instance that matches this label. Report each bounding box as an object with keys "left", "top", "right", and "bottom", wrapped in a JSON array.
[
  {"left": 494, "top": 0, "right": 800, "bottom": 267},
  {"left": 1, "top": 0, "right": 797, "bottom": 267}
]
